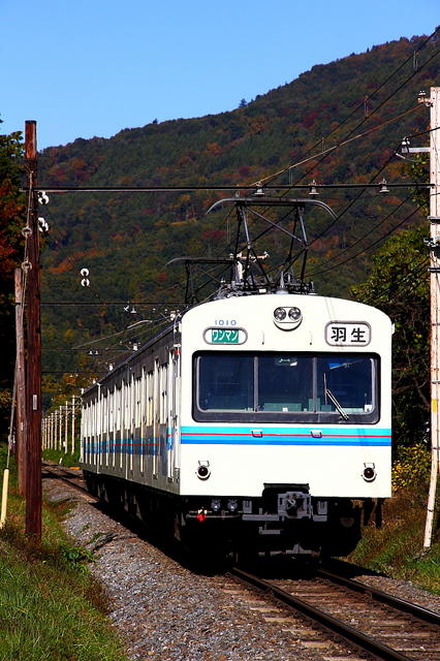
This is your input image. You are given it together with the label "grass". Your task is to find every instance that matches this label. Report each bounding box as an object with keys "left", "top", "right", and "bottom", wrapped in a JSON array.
[
  {"left": 0, "top": 445, "right": 129, "bottom": 661},
  {"left": 43, "top": 444, "right": 81, "bottom": 468},
  {"left": 347, "top": 469, "right": 440, "bottom": 595},
  {"left": 348, "top": 493, "right": 440, "bottom": 595}
]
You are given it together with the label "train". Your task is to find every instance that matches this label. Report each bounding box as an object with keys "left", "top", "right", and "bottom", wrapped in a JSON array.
[
  {"left": 80, "top": 196, "right": 393, "bottom": 560},
  {"left": 81, "top": 291, "right": 392, "bottom": 559}
]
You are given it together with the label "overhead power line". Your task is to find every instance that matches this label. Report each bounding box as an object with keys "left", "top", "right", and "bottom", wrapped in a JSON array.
[{"left": 23, "top": 181, "right": 430, "bottom": 194}]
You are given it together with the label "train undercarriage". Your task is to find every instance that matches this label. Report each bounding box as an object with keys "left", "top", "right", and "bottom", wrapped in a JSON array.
[{"left": 83, "top": 471, "right": 382, "bottom": 561}]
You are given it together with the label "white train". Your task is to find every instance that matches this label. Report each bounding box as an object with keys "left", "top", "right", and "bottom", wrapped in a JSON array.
[{"left": 81, "top": 287, "right": 393, "bottom": 559}]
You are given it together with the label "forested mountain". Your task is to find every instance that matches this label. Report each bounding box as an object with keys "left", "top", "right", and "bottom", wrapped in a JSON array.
[{"left": 35, "top": 34, "right": 438, "bottom": 394}]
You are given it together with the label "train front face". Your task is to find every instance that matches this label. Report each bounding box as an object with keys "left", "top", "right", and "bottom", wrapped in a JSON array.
[{"left": 178, "top": 293, "right": 393, "bottom": 557}]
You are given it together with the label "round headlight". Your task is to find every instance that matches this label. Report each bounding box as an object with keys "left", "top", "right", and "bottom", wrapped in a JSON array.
[
  {"left": 196, "top": 464, "right": 211, "bottom": 480},
  {"left": 362, "top": 466, "right": 376, "bottom": 482},
  {"left": 288, "top": 307, "right": 301, "bottom": 320},
  {"left": 274, "top": 307, "right": 287, "bottom": 321}
]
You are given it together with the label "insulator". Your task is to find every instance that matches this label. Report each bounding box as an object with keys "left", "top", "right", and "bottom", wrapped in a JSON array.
[
  {"left": 37, "top": 191, "right": 49, "bottom": 205},
  {"left": 38, "top": 217, "right": 49, "bottom": 233},
  {"left": 309, "top": 179, "right": 319, "bottom": 196},
  {"left": 379, "top": 178, "right": 390, "bottom": 194}
]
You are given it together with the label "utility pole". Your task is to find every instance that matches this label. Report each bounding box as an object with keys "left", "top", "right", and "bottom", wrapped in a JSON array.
[
  {"left": 24, "top": 120, "right": 42, "bottom": 543},
  {"left": 424, "top": 88, "right": 440, "bottom": 549},
  {"left": 71, "top": 395, "right": 77, "bottom": 454},
  {"left": 64, "top": 401, "right": 68, "bottom": 453}
]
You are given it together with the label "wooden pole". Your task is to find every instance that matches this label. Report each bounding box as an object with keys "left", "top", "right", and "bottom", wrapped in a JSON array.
[{"left": 24, "top": 120, "right": 42, "bottom": 543}]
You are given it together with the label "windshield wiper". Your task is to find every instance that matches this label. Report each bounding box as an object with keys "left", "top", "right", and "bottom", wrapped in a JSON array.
[{"left": 324, "top": 388, "right": 350, "bottom": 421}]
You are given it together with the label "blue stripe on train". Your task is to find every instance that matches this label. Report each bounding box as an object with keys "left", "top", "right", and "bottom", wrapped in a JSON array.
[
  {"left": 83, "top": 426, "right": 391, "bottom": 454},
  {"left": 180, "top": 425, "right": 391, "bottom": 447}
]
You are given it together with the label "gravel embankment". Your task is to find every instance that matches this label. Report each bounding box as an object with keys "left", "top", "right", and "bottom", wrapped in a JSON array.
[{"left": 44, "top": 480, "right": 440, "bottom": 661}]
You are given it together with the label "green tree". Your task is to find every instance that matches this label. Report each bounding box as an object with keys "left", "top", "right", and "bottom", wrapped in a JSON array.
[
  {"left": 0, "top": 125, "right": 25, "bottom": 437},
  {"left": 350, "top": 227, "right": 429, "bottom": 452}
]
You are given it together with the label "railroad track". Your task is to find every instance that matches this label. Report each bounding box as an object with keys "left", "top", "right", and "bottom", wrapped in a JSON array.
[
  {"left": 42, "top": 461, "right": 93, "bottom": 499},
  {"left": 230, "top": 565, "right": 440, "bottom": 661}
]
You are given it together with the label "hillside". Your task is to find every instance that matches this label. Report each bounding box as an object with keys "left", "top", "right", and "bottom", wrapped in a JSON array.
[{"left": 36, "top": 34, "right": 438, "bottom": 389}]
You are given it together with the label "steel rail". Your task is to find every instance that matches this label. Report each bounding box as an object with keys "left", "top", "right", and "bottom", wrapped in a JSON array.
[
  {"left": 41, "top": 462, "right": 94, "bottom": 499},
  {"left": 230, "top": 566, "right": 413, "bottom": 661},
  {"left": 318, "top": 567, "right": 440, "bottom": 626}
]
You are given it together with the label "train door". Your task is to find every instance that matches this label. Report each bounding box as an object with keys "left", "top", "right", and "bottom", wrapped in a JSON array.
[
  {"left": 139, "top": 367, "right": 146, "bottom": 475},
  {"left": 128, "top": 373, "right": 135, "bottom": 475},
  {"left": 167, "top": 348, "right": 180, "bottom": 481},
  {"left": 81, "top": 401, "right": 90, "bottom": 466},
  {"left": 102, "top": 392, "right": 109, "bottom": 468},
  {"left": 92, "top": 395, "right": 98, "bottom": 470},
  {"left": 115, "top": 385, "right": 122, "bottom": 470},
  {"left": 108, "top": 388, "right": 114, "bottom": 468},
  {"left": 122, "top": 377, "right": 128, "bottom": 473},
  {"left": 153, "top": 358, "right": 160, "bottom": 477}
]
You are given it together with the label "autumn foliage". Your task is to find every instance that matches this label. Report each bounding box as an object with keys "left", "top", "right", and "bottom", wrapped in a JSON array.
[{"left": 0, "top": 129, "right": 25, "bottom": 435}]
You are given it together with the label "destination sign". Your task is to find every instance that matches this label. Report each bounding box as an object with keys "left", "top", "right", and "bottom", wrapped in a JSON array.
[
  {"left": 325, "top": 322, "right": 371, "bottom": 346},
  {"left": 204, "top": 327, "right": 247, "bottom": 345}
]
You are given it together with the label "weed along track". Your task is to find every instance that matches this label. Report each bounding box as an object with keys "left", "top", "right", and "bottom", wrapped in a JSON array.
[{"left": 43, "top": 465, "right": 440, "bottom": 661}]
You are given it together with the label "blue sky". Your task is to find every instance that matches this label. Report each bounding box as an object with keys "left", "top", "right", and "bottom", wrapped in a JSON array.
[{"left": 1, "top": 0, "right": 438, "bottom": 149}]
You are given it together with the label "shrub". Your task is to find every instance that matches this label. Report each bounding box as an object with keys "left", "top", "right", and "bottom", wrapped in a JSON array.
[{"left": 392, "top": 444, "right": 431, "bottom": 492}]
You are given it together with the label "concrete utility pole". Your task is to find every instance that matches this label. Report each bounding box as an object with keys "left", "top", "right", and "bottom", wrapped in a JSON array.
[
  {"left": 71, "top": 396, "right": 77, "bottom": 454},
  {"left": 24, "top": 120, "right": 42, "bottom": 543},
  {"left": 424, "top": 88, "right": 440, "bottom": 549}
]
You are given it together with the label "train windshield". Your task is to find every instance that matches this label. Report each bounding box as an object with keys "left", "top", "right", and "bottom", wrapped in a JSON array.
[{"left": 194, "top": 352, "right": 378, "bottom": 423}]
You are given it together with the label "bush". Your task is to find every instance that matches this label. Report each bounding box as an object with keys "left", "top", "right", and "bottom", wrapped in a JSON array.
[{"left": 392, "top": 443, "right": 431, "bottom": 492}]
